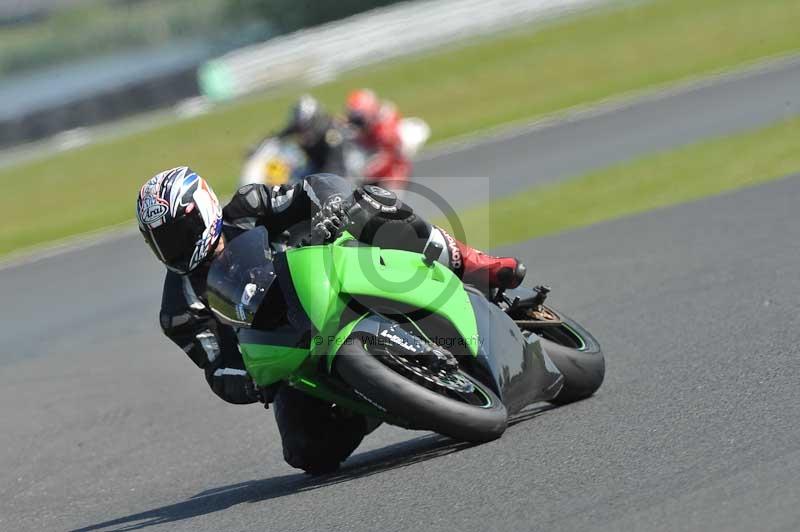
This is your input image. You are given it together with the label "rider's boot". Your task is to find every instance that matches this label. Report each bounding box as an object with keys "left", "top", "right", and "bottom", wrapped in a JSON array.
[{"left": 435, "top": 228, "right": 526, "bottom": 290}]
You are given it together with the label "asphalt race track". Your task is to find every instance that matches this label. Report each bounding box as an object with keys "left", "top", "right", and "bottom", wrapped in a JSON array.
[
  {"left": 2, "top": 62, "right": 800, "bottom": 531},
  {"left": 412, "top": 55, "right": 800, "bottom": 210}
]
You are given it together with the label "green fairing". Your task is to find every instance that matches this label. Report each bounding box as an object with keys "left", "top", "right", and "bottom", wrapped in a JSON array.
[
  {"left": 286, "top": 241, "right": 479, "bottom": 359},
  {"left": 239, "top": 343, "right": 307, "bottom": 386},
  {"left": 237, "top": 234, "right": 479, "bottom": 388},
  {"left": 327, "top": 314, "right": 368, "bottom": 372},
  {"left": 283, "top": 245, "right": 345, "bottom": 333}
]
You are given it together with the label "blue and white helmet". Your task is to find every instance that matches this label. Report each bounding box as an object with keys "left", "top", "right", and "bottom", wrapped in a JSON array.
[{"left": 136, "top": 166, "right": 222, "bottom": 274}]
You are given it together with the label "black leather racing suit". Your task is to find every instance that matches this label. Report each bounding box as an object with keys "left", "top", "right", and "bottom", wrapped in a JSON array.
[
  {"left": 274, "top": 118, "right": 348, "bottom": 176},
  {"left": 158, "top": 174, "right": 451, "bottom": 472}
]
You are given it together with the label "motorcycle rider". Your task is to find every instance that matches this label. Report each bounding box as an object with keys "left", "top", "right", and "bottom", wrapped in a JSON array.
[
  {"left": 274, "top": 94, "right": 347, "bottom": 175},
  {"left": 137, "top": 166, "right": 525, "bottom": 473},
  {"left": 345, "top": 88, "right": 410, "bottom": 184}
]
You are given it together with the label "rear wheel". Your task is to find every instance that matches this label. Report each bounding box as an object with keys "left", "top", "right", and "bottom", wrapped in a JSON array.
[
  {"left": 518, "top": 307, "right": 605, "bottom": 405},
  {"left": 334, "top": 333, "right": 507, "bottom": 442}
]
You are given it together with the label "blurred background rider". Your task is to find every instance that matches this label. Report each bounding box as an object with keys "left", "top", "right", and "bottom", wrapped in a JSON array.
[{"left": 345, "top": 88, "right": 411, "bottom": 185}]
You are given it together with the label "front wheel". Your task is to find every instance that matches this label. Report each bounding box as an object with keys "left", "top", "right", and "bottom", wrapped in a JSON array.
[{"left": 334, "top": 333, "right": 507, "bottom": 442}]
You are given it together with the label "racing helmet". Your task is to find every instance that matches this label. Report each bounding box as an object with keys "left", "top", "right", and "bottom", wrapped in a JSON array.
[
  {"left": 286, "top": 94, "right": 330, "bottom": 147},
  {"left": 136, "top": 166, "right": 223, "bottom": 274},
  {"left": 345, "top": 88, "right": 380, "bottom": 129}
]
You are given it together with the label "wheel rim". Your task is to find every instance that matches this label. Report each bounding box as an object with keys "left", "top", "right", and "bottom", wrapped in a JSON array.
[
  {"left": 364, "top": 342, "right": 494, "bottom": 408},
  {"left": 518, "top": 307, "right": 588, "bottom": 351}
]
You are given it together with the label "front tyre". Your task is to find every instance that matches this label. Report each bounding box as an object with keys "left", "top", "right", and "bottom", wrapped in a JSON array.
[{"left": 335, "top": 334, "right": 507, "bottom": 442}]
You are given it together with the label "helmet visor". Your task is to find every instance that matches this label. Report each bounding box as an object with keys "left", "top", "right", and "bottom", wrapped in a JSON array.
[
  {"left": 347, "top": 110, "right": 367, "bottom": 129},
  {"left": 143, "top": 208, "right": 208, "bottom": 274}
]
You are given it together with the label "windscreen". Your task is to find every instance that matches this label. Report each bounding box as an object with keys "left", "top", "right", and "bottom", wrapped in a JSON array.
[{"left": 206, "top": 227, "right": 276, "bottom": 327}]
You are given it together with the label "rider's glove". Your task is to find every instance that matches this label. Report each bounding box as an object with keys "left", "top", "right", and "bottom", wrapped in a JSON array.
[
  {"left": 205, "top": 365, "right": 260, "bottom": 405},
  {"left": 307, "top": 195, "right": 350, "bottom": 244}
]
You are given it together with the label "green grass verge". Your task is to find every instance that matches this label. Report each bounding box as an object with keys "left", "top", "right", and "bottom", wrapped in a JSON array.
[
  {"left": 2, "top": 0, "right": 800, "bottom": 256},
  {"left": 443, "top": 117, "right": 800, "bottom": 249}
]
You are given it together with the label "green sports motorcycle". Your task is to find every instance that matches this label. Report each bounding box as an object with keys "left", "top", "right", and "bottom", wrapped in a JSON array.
[{"left": 206, "top": 226, "right": 605, "bottom": 443}]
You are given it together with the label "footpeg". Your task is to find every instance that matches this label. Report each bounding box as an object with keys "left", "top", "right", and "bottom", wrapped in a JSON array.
[{"left": 531, "top": 285, "right": 551, "bottom": 308}]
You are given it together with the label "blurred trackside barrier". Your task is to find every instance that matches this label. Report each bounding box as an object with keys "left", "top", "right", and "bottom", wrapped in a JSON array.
[{"left": 199, "top": 0, "right": 613, "bottom": 101}]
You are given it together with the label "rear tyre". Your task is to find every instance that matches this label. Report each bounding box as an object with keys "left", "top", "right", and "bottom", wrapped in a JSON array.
[
  {"left": 536, "top": 314, "right": 605, "bottom": 405},
  {"left": 335, "top": 334, "right": 507, "bottom": 442}
]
